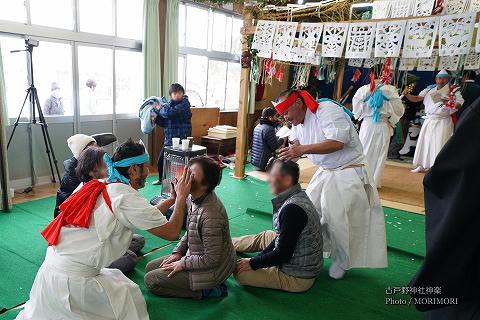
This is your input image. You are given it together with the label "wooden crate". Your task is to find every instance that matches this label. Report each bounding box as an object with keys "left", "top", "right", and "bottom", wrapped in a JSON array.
[{"left": 201, "top": 136, "right": 236, "bottom": 156}]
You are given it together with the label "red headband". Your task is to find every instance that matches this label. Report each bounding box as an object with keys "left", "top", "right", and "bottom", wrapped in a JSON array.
[{"left": 274, "top": 90, "right": 318, "bottom": 115}]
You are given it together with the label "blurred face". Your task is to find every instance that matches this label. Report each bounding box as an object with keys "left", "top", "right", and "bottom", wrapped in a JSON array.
[
  {"left": 188, "top": 163, "right": 208, "bottom": 195},
  {"left": 268, "top": 162, "right": 294, "bottom": 196},
  {"left": 129, "top": 163, "right": 149, "bottom": 190},
  {"left": 436, "top": 76, "right": 450, "bottom": 88},
  {"left": 281, "top": 97, "right": 307, "bottom": 126},
  {"left": 90, "top": 159, "right": 108, "bottom": 180},
  {"left": 170, "top": 91, "right": 183, "bottom": 102}
]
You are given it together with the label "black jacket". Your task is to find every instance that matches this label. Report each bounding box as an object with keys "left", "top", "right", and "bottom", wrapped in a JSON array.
[
  {"left": 54, "top": 157, "right": 81, "bottom": 217},
  {"left": 409, "top": 99, "right": 480, "bottom": 318},
  {"left": 251, "top": 119, "right": 283, "bottom": 171},
  {"left": 458, "top": 81, "right": 480, "bottom": 119}
]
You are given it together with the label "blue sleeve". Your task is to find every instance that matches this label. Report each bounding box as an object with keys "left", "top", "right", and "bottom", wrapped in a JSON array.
[
  {"left": 154, "top": 115, "right": 166, "bottom": 127},
  {"left": 159, "top": 97, "right": 192, "bottom": 119}
]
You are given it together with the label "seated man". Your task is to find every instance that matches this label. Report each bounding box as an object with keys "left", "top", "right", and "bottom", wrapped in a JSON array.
[
  {"left": 251, "top": 107, "right": 284, "bottom": 171},
  {"left": 145, "top": 156, "right": 235, "bottom": 299},
  {"left": 233, "top": 159, "right": 323, "bottom": 292},
  {"left": 75, "top": 146, "right": 145, "bottom": 274}
]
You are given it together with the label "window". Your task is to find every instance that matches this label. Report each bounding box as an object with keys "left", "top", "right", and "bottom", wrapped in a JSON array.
[
  {"left": 30, "top": 0, "right": 74, "bottom": 30},
  {"left": 117, "top": 0, "right": 143, "bottom": 40},
  {"left": 78, "top": 46, "right": 113, "bottom": 115},
  {"left": 115, "top": 50, "right": 143, "bottom": 114},
  {"left": 0, "top": 0, "right": 26, "bottom": 23},
  {"left": 79, "top": 0, "right": 114, "bottom": 35},
  {"left": 33, "top": 41, "right": 73, "bottom": 116},
  {"left": 178, "top": 3, "right": 241, "bottom": 110}
]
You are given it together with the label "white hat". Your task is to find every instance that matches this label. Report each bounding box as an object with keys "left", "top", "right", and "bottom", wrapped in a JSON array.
[
  {"left": 436, "top": 69, "right": 450, "bottom": 78},
  {"left": 67, "top": 134, "right": 96, "bottom": 159}
]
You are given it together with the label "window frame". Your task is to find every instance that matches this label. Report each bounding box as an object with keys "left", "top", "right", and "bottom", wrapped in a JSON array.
[
  {"left": 0, "top": 0, "right": 143, "bottom": 123},
  {"left": 178, "top": 1, "right": 242, "bottom": 111}
]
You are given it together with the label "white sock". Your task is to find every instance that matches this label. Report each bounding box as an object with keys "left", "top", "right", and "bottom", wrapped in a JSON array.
[{"left": 329, "top": 261, "right": 346, "bottom": 280}]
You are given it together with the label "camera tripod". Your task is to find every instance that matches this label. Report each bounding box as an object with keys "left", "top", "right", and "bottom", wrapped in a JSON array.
[{"left": 7, "top": 40, "right": 61, "bottom": 183}]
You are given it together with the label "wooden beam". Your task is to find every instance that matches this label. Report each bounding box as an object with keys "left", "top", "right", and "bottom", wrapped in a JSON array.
[
  {"left": 334, "top": 57, "right": 346, "bottom": 101},
  {"left": 234, "top": 5, "right": 253, "bottom": 179}
]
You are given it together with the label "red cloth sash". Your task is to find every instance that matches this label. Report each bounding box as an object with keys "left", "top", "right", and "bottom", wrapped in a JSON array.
[
  {"left": 41, "top": 180, "right": 113, "bottom": 246},
  {"left": 274, "top": 90, "right": 318, "bottom": 115}
]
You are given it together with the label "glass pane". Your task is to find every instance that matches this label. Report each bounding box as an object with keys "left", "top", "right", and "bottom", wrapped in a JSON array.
[
  {"left": 0, "top": 0, "right": 26, "bottom": 23},
  {"left": 185, "top": 6, "right": 208, "bottom": 49},
  {"left": 185, "top": 55, "right": 207, "bottom": 107},
  {"left": 0, "top": 37, "right": 28, "bottom": 118},
  {"left": 33, "top": 41, "right": 73, "bottom": 116},
  {"left": 30, "top": 0, "right": 74, "bottom": 30},
  {"left": 117, "top": 0, "right": 143, "bottom": 39},
  {"left": 115, "top": 50, "right": 143, "bottom": 114},
  {"left": 231, "top": 18, "right": 243, "bottom": 54},
  {"left": 178, "top": 4, "right": 186, "bottom": 46},
  {"left": 78, "top": 46, "right": 113, "bottom": 115},
  {"left": 211, "top": 12, "right": 227, "bottom": 52},
  {"left": 225, "top": 62, "right": 241, "bottom": 110},
  {"left": 225, "top": 16, "right": 233, "bottom": 53},
  {"left": 178, "top": 56, "right": 185, "bottom": 86},
  {"left": 79, "top": 0, "right": 114, "bottom": 35},
  {"left": 206, "top": 60, "right": 227, "bottom": 109}
]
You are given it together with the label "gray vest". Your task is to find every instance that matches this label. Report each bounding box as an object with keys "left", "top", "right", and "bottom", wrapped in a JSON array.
[{"left": 272, "top": 184, "right": 323, "bottom": 278}]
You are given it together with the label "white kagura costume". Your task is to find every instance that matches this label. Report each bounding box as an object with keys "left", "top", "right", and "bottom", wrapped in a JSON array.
[
  {"left": 291, "top": 100, "right": 388, "bottom": 270},
  {"left": 413, "top": 85, "right": 463, "bottom": 170},
  {"left": 352, "top": 84, "right": 405, "bottom": 187},
  {"left": 17, "top": 182, "right": 167, "bottom": 320}
]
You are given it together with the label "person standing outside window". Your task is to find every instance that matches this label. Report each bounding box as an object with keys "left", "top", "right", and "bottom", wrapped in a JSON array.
[{"left": 43, "top": 82, "right": 65, "bottom": 115}]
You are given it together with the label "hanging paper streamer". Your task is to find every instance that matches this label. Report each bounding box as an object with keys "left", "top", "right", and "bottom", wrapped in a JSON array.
[
  {"left": 372, "top": 1, "right": 392, "bottom": 18},
  {"left": 390, "top": 0, "right": 414, "bottom": 17},
  {"left": 402, "top": 16, "right": 439, "bottom": 58},
  {"left": 322, "top": 23, "right": 349, "bottom": 58},
  {"left": 412, "top": 0, "right": 436, "bottom": 16},
  {"left": 470, "top": 0, "right": 480, "bottom": 11},
  {"left": 348, "top": 58, "right": 363, "bottom": 67},
  {"left": 443, "top": 0, "right": 469, "bottom": 14},
  {"left": 252, "top": 20, "right": 277, "bottom": 58},
  {"left": 381, "top": 58, "right": 393, "bottom": 84},
  {"left": 291, "top": 23, "right": 323, "bottom": 63},
  {"left": 375, "top": 20, "right": 407, "bottom": 58},
  {"left": 417, "top": 48, "right": 439, "bottom": 71},
  {"left": 438, "top": 55, "right": 460, "bottom": 70},
  {"left": 272, "top": 21, "right": 298, "bottom": 62},
  {"left": 438, "top": 13, "right": 476, "bottom": 56},
  {"left": 363, "top": 56, "right": 380, "bottom": 69},
  {"left": 464, "top": 50, "right": 480, "bottom": 70},
  {"left": 345, "top": 22, "right": 376, "bottom": 59},
  {"left": 399, "top": 58, "right": 417, "bottom": 70}
]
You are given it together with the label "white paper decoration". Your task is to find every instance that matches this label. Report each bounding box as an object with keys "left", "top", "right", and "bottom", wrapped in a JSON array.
[
  {"left": 402, "top": 17, "right": 439, "bottom": 58},
  {"left": 399, "top": 58, "right": 417, "bottom": 70},
  {"left": 412, "top": 0, "right": 435, "bottom": 16},
  {"left": 322, "top": 23, "right": 349, "bottom": 58},
  {"left": 363, "top": 57, "right": 380, "bottom": 68},
  {"left": 464, "top": 50, "right": 480, "bottom": 70},
  {"left": 477, "top": 30, "right": 480, "bottom": 53},
  {"left": 443, "top": 0, "right": 469, "bottom": 14},
  {"left": 438, "top": 13, "right": 476, "bottom": 56},
  {"left": 438, "top": 55, "right": 460, "bottom": 70},
  {"left": 417, "top": 49, "right": 438, "bottom": 71},
  {"left": 469, "top": 0, "right": 480, "bottom": 12},
  {"left": 372, "top": 1, "right": 391, "bottom": 19},
  {"left": 375, "top": 20, "right": 407, "bottom": 58},
  {"left": 348, "top": 58, "right": 363, "bottom": 67},
  {"left": 390, "top": 0, "right": 413, "bottom": 17},
  {"left": 345, "top": 22, "right": 376, "bottom": 59},
  {"left": 272, "top": 22, "right": 298, "bottom": 61},
  {"left": 252, "top": 20, "right": 277, "bottom": 58},
  {"left": 290, "top": 23, "right": 323, "bottom": 63}
]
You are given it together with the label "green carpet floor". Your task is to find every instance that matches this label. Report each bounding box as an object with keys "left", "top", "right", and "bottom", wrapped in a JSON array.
[{"left": 0, "top": 168, "right": 425, "bottom": 319}]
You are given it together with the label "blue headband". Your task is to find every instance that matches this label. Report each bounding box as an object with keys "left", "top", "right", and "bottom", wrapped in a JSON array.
[{"left": 103, "top": 152, "right": 150, "bottom": 184}]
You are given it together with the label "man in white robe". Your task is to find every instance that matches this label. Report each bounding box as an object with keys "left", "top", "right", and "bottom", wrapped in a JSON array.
[
  {"left": 352, "top": 81, "right": 405, "bottom": 187},
  {"left": 403, "top": 69, "right": 464, "bottom": 172},
  {"left": 17, "top": 139, "right": 192, "bottom": 320},
  {"left": 275, "top": 89, "right": 387, "bottom": 280}
]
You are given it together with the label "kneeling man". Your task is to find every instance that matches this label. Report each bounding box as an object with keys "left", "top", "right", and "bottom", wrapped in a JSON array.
[
  {"left": 145, "top": 156, "right": 236, "bottom": 299},
  {"left": 234, "top": 159, "right": 322, "bottom": 292}
]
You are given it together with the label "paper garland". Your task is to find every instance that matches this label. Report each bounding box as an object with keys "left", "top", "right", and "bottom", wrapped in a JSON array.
[
  {"left": 375, "top": 20, "right": 407, "bottom": 57},
  {"left": 272, "top": 22, "right": 298, "bottom": 61},
  {"left": 348, "top": 58, "right": 363, "bottom": 67},
  {"left": 470, "top": 0, "right": 480, "bottom": 12},
  {"left": 345, "top": 22, "right": 377, "bottom": 59},
  {"left": 417, "top": 49, "right": 438, "bottom": 71},
  {"left": 438, "top": 55, "right": 460, "bottom": 70},
  {"left": 412, "top": 0, "right": 436, "bottom": 16},
  {"left": 372, "top": 1, "right": 392, "bottom": 19},
  {"left": 438, "top": 13, "right": 476, "bottom": 56},
  {"left": 399, "top": 58, "right": 417, "bottom": 70},
  {"left": 464, "top": 50, "right": 480, "bottom": 70},
  {"left": 290, "top": 23, "right": 323, "bottom": 63},
  {"left": 443, "top": 0, "right": 469, "bottom": 14},
  {"left": 322, "top": 23, "right": 349, "bottom": 58},
  {"left": 402, "top": 16, "right": 439, "bottom": 58},
  {"left": 390, "top": 0, "right": 414, "bottom": 18},
  {"left": 252, "top": 20, "right": 277, "bottom": 58}
]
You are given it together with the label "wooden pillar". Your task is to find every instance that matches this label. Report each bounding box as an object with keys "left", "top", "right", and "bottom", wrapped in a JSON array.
[
  {"left": 233, "top": 6, "right": 253, "bottom": 179},
  {"left": 334, "top": 57, "right": 346, "bottom": 101}
]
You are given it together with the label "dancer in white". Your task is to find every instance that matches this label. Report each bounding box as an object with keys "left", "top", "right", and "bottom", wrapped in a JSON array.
[
  {"left": 404, "top": 70, "right": 463, "bottom": 173},
  {"left": 17, "top": 139, "right": 191, "bottom": 320},
  {"left": 276, "top": 89, "right": 387, "bottom": 280},
  {"left": 352, "top": 65, "right": 404, "bottom": 187}
]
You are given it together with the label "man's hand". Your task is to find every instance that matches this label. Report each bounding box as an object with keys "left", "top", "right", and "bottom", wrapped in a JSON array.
[
  {"left": 175, "top": 168, "right": 192, "bottom": 199},
  {"left": 161, "top": 260, "right": 184, "bottom": 277},
  {"left": 169, "top": 178, "right": 177, "bottom": 200},
  {"left": 159, "top": 253, "right": 182, "bottom": 268},
  {"left": 236, "top": 258, "right": 252, "bottom": 273},
  {"left": 278, "top": 144, "right": 304, "bottom": 161}
]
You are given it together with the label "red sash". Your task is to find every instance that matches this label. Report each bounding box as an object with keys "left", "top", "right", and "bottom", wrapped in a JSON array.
[
  {"left": 274, "top": 90, "right": 318, "bottom": 115},
  {"left": 41, "top": 180, "right": 113, "bottom": 246}
]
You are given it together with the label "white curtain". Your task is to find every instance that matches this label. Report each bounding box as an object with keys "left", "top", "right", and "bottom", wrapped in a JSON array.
[
  {"left": 162, "top": 0, "right": 179, "bottom": 96},
  {"left": 143, "top": 0, "right": 162, "bottom": 98},
  {"left": 0, "top": 43, "right": 11, "bottom": 211}
]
